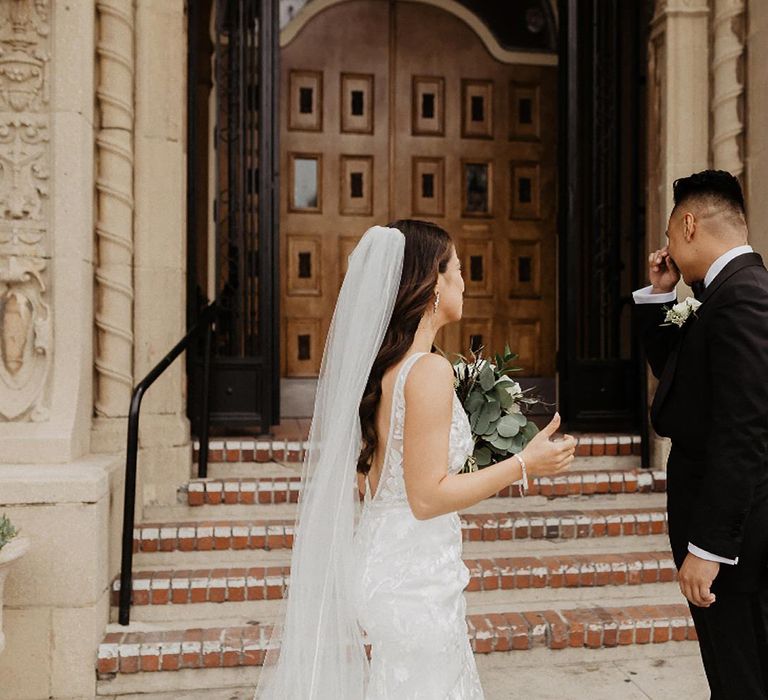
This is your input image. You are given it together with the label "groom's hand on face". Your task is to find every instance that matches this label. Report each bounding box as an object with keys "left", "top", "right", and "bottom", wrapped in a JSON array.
[
  {"left": 648, "top": 246, "right": 680, "bottom": 294},
  {"left": 678, "top": 553, "right": 719, "bottom": 607}
]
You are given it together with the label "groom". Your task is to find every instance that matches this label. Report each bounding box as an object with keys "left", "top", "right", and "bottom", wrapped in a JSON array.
[{"left": 634, "top": 170, "right": 768, "bottom": 698}]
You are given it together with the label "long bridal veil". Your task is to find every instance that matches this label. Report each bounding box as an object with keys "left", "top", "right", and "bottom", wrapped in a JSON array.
[{"left": 253, "top": 225, "right": 406, "bottom": 698}]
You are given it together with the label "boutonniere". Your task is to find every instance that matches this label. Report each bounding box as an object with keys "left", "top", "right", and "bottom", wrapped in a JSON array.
[{"left": 660, "top": 297, "right": 702, "bottom": 328}]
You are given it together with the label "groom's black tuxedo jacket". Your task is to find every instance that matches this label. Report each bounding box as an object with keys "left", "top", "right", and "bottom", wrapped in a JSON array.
[{"left": 636, "top": 252, "right": 768, "bottom": 592}]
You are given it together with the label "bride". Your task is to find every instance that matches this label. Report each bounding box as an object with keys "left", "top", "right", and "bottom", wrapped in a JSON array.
[{"left": 255, "top": 220, "right": 576, "bottom": 699}]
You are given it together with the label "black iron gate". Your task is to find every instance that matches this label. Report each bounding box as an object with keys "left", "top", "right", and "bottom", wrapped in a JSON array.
[
  {"left": 558, "top": 0, "right": 651, "bottom": 433},
  {"left": 187, "top": 0, "right": 279, "bottom": 435}
]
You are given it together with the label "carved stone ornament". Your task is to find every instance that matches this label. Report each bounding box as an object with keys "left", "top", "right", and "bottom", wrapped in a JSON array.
[
  {"left": 0, "top": 242, "right": 50, "bottom": 421},
  {"left": 0, "top": 0, "right": 50, "bottom": 113},
  {"left": 0, "top": 118, "right": 49, "bottom": 220},
  {"left": 0, "top": 0, "right": 51, "bottom": 423}
]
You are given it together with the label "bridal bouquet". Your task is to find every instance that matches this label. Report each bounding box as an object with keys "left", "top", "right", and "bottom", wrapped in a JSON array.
[{"left": 436, "top": 343, "right": 543, "bottom": 473}]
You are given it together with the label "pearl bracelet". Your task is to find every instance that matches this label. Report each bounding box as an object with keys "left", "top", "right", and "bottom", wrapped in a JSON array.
[{"left": 515, "top": 454, "right": 528, "bottom": 497}]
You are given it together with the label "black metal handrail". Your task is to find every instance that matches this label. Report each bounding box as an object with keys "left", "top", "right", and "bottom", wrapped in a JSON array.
[{"left": 118, "top": 301, "right": 218, "bottom": 625}]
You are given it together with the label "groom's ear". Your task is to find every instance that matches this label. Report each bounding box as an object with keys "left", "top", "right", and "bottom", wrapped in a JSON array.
[{"left": 682, "top": 212, "right": 696, "bottom": 241}]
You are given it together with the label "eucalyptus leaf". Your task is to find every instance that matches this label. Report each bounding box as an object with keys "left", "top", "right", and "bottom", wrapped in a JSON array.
[
  {"left": 479, "top": 363, "right": 495, "bottom": 391},
  {"left": 511, "top": 412, "right": 528, "bottom": 427},
  {"left": 475, "top": 446, "right": 492, "bottom": 466},
  {"left": 497, "top": 414, "right": 521, "bottom": 438},
  {"left": 521, "top": 421, "right": 539, "bottom": 441},
  {"left": 490, "top": 434, "right": 513, "bottom": 450},
  {"left": 467, "top": 390, "right": 485, "bottom": 413},
  {"left": 498, "top": 391, "right": 513, "bottom": 410},
  {"left": 493, "top": 384, "right": 514, "bottom": 409},
  {"left": 481, "top": 400, "right": 501, "bottom": 423}
]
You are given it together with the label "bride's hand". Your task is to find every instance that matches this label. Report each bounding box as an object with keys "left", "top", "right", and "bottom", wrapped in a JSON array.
[{"left": 518, "top": 412, "right": 576, "bottom": 478}]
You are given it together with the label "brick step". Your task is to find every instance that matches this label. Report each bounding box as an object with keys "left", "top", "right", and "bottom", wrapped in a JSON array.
[
  {"left": 96, "top": 601, "right": 695, "bottom": 684},
  {"left": 183, "top": 468, "right": 666, "bottom": 507},
  {"left": 122, "top": 535, "right": 679, "bottom": 623},
  {"left": 132, "top": 503, "right": 668, "bottom": 554},
  {"left": 192, "top": 433, "right": 642, "bottom": 464},
  {"left": 202, "top": 454, "right": 638, "bottom": 480},
  {"left": 143, "top": 491, "right": 668, "bottom": 527},
  {"left": 134, "top": 532, "right": 672, "bottom": 568},
  {"left": 111, "top": 551, "right": 677, "bottom": 610}
]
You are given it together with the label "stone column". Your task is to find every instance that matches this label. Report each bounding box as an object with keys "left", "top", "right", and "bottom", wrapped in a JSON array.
[
  {"left": 91, "top": 0, "right": 191, "bottom": 508},
  {"left": 746, "top": 0, "right": 768, "bottom": 255},
  {"left": 92, "top": 0, "right": 135, "bottom": 430},
  {"left": 653, "top": 0, "right": 711, "bottom": 219},
  {"left": 129, "top": 0, "right": 191, "bottom": 506},
  {"left": 712, "top": 0, "right": 745, "bottom": 177},
  {"left": 645, "top": 0, "right": 710, "bottom": 469}
]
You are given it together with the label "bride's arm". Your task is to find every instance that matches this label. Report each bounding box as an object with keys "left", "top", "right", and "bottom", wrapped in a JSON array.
[{"left": 403, "top": 353, "right": 575, "bottom": 520}]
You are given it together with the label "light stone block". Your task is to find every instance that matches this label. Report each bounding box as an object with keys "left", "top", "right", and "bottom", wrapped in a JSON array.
[
  {"left": 0, "top": 607, "right": 52, "bottom": 699},
  {"left": 139, "top": 445, "right": 192, "bottom": 507},
  {"left": 51, "top": 0, "right": 97, "bottom": 121},
  {"left": 1, "top": 501, "right": 108, "bottom": 608},
  {"left": 50, "top": 589, "right": 110, "bottom": 697}
]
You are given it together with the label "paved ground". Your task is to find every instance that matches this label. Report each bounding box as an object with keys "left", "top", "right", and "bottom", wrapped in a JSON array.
[
  {"left": 107, "top": 645, "right": 709, "bottom": 700},
  {"left": 476, "top": 645, "right": 709, "bottom": 699}
]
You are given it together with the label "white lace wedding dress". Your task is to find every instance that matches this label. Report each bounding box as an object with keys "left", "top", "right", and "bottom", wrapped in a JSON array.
[{"left": 351, "top": 351, "right": 485, "bottom": 699}]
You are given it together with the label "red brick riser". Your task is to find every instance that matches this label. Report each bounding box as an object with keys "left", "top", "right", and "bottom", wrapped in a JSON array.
[
  {"left": 111, "top": 551, "right": 676, "bottom": 606},
  {"left": 132, "top": 506, "right": 668, "bottom": 553},
  {"left": 96, "top": 603, "right": 695, "bottom": 675},
  {"left": 192, "top": 435, "right": 641, "bottom": 464}
]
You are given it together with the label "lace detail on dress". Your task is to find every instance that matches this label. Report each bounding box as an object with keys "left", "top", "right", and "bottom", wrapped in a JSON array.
[{"left": 352, "top": 351, "right": 485, "bottom": 699}]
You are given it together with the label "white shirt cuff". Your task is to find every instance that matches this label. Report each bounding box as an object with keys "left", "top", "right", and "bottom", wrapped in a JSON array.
[
  {"left": 632, "top": 285, "right": 677, "bottom": 305},
  {"left": 688, "top": 542, "right": 738, "bottom": 565}
]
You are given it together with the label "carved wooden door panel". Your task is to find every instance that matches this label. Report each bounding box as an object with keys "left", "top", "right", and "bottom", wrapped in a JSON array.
[
  {"left": 280, "top": 1, "right": 557, "bottom": 379},
  {"left": 280, "top": 1, "right": 390, "bottom": 377},
  {"left": 393, "top": 2, "right": 557, "bottom": 378}
]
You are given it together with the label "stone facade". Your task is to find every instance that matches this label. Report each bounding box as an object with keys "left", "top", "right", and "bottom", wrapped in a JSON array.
[
  {"left": 0, "top": 0, "right": 762, "bottom": 696},
  {"left": 0, "top": 0, "right": 187, "bottom": 697}
]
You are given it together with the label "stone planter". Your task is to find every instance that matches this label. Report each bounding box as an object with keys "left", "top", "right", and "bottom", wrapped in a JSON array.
[{"left": 0, "top": 536, "right": 30, "bottom": 657}]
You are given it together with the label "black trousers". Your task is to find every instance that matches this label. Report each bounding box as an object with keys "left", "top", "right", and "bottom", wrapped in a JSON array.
[{"left": 688, "top": 587, "right": 768, "bottom": 699}]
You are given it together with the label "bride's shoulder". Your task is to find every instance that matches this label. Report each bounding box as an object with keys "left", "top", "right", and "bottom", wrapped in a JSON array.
[{"left": 405, "top": 352, "right": 455, "bottom": 396}]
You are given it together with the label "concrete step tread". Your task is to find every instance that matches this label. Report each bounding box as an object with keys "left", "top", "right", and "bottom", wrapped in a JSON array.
[
  {"left": 203, "top": 454, "right": 639, "bottom": 478},
  {"left": 106, "top": 588, "right": 688, "bottom": 631},
  {"left": 146, "top": 491, "right": 669, "bottom": 523},
  {"left": 182, "top": 467, "right": 665, "bottom": 507},
  {"left": 134, "top": 533, "right": 673, "bottom": 568},
  {"left": 116, "top": 581, "right": 684, "bottom": 625}
]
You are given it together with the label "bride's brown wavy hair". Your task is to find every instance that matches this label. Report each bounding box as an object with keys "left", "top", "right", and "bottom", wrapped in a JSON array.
[{"left": 356, "top": 219, "right": 454, "bottom": 476}]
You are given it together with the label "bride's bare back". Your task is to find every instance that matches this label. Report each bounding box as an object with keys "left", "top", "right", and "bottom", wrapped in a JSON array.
[{"left": 359, "top": 354, "right": 416, "bottom": 499}]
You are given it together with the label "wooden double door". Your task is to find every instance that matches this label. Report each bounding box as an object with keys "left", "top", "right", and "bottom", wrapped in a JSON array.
[{"left": 280, "top": 1, "right": 557, "bottom": 380}]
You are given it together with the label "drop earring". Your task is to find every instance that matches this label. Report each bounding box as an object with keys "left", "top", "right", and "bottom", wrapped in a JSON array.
[{"left": 433, "top": 291, "right": 440, "bottom": 313}]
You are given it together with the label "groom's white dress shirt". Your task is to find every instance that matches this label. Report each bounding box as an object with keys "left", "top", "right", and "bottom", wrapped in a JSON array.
[{"left": 632, "top": 244, "right": 754, "bottom": 565}]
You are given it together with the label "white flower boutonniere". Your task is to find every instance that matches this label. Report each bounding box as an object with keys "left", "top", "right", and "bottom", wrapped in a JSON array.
[{"left": 661, "top": 297, "right": 702, "bottom": 328}]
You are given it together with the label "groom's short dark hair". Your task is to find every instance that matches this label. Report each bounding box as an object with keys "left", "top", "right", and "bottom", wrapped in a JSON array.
[{"left": 673, "top": 169, "right": 746, "bottom": 216}]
